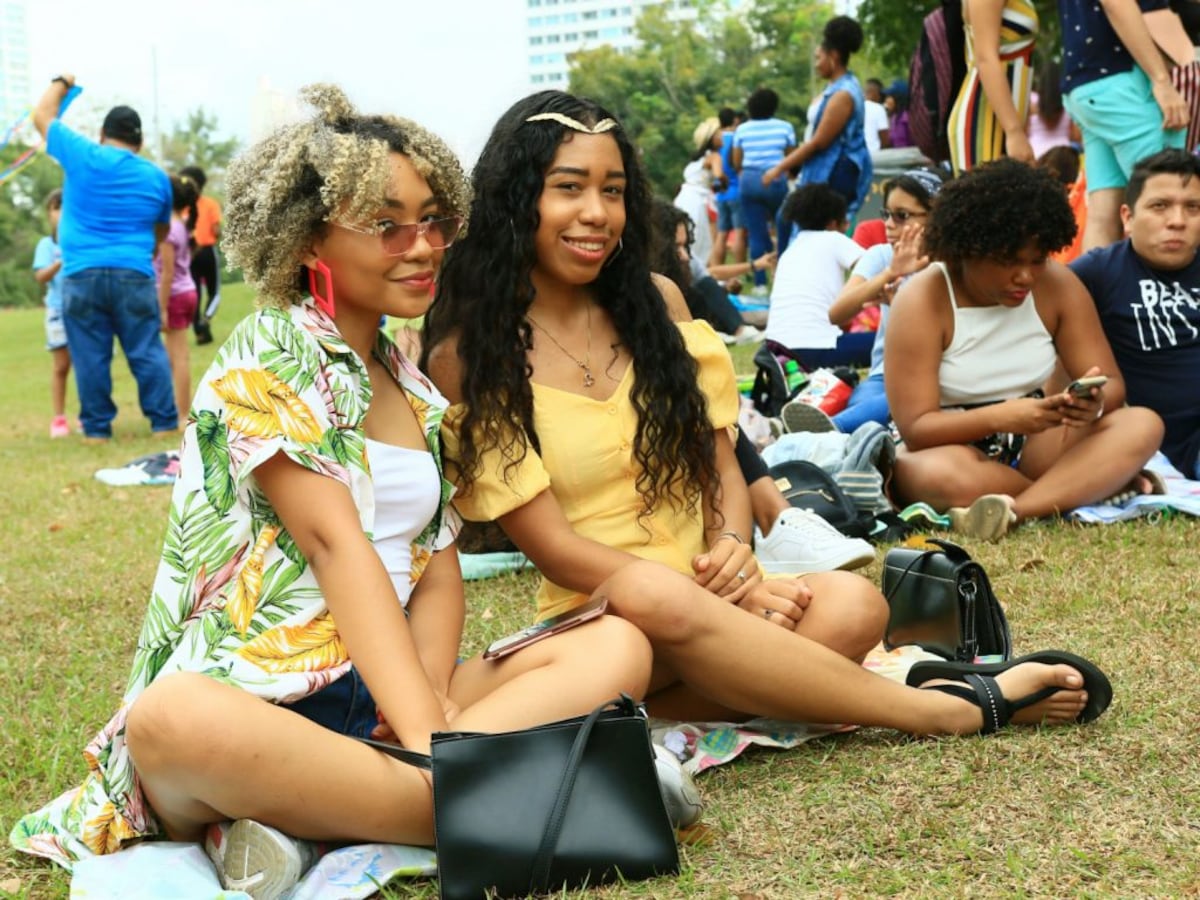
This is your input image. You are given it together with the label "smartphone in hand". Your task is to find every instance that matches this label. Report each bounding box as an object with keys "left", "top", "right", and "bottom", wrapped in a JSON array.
[
  {"left": 1066, "top": 375, "right": 1108, "bottom": 397},
  {"left": 483, "top": 597, "right": 608, "bottom": 660}
]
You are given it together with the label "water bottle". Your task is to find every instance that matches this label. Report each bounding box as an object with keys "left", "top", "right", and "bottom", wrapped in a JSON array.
[{"left": 783, "top": 360, "right": 807, "bottom": 393}]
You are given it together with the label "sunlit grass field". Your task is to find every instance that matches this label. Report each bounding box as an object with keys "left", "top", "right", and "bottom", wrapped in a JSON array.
[{"left": 2, "top": 285, "right": 1198, "bottom": 898}]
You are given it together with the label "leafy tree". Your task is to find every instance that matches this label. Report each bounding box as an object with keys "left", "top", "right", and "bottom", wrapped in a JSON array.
[
  {"left": 158, "top": 107, "right": 240, "bottom": 194},
  {"left": 0, "top": 148, "right": 63, "bottom": 308},
  {"left": 570, "top": 0, "right": 835, "bottom": 196}
]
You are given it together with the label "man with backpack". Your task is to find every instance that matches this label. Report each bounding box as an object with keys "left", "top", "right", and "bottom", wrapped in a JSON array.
[{"left": 1059, "top": 0, "right": 1189, "bottom": 251}]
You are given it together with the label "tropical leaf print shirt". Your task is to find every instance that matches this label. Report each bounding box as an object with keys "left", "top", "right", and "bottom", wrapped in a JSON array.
[{"left": 10, "top": 299, "right": 459, "bottom": 867}]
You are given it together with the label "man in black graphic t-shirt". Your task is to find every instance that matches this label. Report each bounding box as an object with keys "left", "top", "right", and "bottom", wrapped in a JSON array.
[{"left": 1071, "top": 150, "right": 1200, "bottom": 477}]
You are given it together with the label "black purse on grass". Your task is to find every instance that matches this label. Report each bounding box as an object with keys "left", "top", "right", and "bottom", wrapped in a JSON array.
[
  {"left": 358, "top": 694, "right": 679, "bottom": 900},
  {"left": 882, "top": 538, "right": 1012, "bottom": 662}
]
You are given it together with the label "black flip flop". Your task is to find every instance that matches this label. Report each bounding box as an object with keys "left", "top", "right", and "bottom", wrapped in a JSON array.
[{"left": 906, "top": 649, "right": 1113, "bottom": 728}]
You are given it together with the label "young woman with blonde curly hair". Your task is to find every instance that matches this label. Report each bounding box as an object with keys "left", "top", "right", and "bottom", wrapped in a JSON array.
[{"left": 10, "top": 84, "right": 656, "bottom": 898}]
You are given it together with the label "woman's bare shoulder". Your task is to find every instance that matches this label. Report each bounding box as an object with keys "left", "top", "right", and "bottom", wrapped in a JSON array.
[
  {"left": 651, "top": 272, "right": 693, "bottom": 323},
  {"left": 424, "top": 331, "right": 464, "bottom": 404}
]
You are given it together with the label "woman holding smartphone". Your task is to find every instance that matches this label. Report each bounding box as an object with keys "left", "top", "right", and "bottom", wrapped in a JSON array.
[
  {"left": 12, "top": 85, "right": 656, "bottom": 900},
  {"left": 425, "top": 90, "right": 1111, "bottom": 740},
  {"left": 885, "top": 159, "right": 1164, "bottom": 540}
]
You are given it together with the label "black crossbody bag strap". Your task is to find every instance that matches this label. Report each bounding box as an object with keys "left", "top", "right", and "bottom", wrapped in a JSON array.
[
  {"left": 882, "top": 549, "right": 935, "bottom": 603},
  {"left": 528, "top": 696, "right": 624, "bottom": 892}
]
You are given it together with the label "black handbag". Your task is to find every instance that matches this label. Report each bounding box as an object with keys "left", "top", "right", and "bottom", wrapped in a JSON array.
[
  {"left": 358, "top": 695, "right": 679, "bottom": 900},
  {"left": 882, "top": 538, "right": 1012, "bottom": 661}
]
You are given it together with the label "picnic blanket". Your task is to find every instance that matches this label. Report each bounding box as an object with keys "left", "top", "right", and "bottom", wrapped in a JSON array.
[
  {"left": 65, "top": 643, "right": 933, "bottom": 897},
  {"left": 1066, "top": 452, "right": 1200, "bottom": 523}
]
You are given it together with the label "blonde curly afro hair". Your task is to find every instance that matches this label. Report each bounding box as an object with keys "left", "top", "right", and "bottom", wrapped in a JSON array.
[{"left": 222, "top": 83, "right": 470, "bottom": 308}]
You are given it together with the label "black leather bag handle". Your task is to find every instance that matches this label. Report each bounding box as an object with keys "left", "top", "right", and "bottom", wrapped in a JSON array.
[
  {"left": 529, "top": 695, "right": 635, "bottom": 891},
  {"left": 882, "top": 547, "right": 938, "bottom": 604}
]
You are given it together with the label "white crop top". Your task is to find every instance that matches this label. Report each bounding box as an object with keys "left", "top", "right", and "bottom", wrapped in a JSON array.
[
  {"left": 934, "top": 262, "right": 1057, "bottom": 406},
  {"left": 365, "top": 437, "right": 441, "bottom": 607}
]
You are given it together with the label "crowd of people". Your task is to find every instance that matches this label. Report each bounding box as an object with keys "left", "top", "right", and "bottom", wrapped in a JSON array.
[{"left": 12, "top": 2, "right": 1200, "bottom": 898}]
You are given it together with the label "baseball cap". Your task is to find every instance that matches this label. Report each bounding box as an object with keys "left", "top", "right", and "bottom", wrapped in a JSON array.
[{"left": 101, "top": 105, "right": 143, "bottom": 145}]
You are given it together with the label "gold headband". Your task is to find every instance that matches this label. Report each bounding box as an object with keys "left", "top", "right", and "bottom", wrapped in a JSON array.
[{"left": 524, "top": 112, "right": 617, "bottom": 134}]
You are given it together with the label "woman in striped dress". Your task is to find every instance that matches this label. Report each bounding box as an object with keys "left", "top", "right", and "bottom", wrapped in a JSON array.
[{"left": 947, "top": 0, "right": 1038, "bottom": 174}]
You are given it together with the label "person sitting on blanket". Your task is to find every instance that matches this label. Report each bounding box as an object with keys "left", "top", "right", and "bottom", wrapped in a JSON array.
[
  {"left": 9, "top": 84, "right": 663, "bottom": 900},
  {"left": 1070, "top": 149, "right": 1200, "bottom": 481},
  {"left": 886, "top": 159, "right": 1165, "bottom": 542},
  {"left": 423, "top": 89, "right": 1114, "bottom": 737}
]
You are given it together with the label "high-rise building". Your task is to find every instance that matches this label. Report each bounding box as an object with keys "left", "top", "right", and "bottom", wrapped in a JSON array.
[
  {"left": 0, "top": 0, "right": 32, "bottom": 130},
  {"left": 526, "top": 0, "right": 698, "bottom": 89}
]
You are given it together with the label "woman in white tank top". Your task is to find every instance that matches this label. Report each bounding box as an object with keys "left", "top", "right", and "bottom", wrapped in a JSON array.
[{"left": 885, "top": 160, "right": 1163, "bottom": 540}]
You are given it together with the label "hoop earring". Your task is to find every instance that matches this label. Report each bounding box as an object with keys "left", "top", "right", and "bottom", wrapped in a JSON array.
[
  {"left": 308, "top": 259, "right": 336, "bottom": 318},
  {"left": 603, "top": 238, "right": 624, "bottom": 268}
]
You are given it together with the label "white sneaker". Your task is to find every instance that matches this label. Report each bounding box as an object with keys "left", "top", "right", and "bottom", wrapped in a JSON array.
[
  {"left": 205, "top": 819, "right": 319, "bottom": 900},
  {"left": 732, "top": 325, "right": 764, "bottom": 345},
  {"left": 780, "top": 399, "right": 837, "bottom": 434},
  {"left": 652, "top": 744, "right": 704, "bottom": 829},
  {"left": 756, "top": 507, "right": 875, "bottom": 573}
]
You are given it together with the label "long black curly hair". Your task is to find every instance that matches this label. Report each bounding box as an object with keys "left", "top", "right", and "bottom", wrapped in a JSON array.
[
  {"left": 924, "top": 158, "right": 1077, "bottom": 265},
  {"left": 424, "top": 90, "right": 719, "bottom": 526}
]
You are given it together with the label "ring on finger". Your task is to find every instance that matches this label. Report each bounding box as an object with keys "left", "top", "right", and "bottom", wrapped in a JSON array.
[
  {"left": 763, "top": 608, "right": 772, "bottom": 619},
  {"left": 737, "top": 570, "right": 747, "bottom": 582}
]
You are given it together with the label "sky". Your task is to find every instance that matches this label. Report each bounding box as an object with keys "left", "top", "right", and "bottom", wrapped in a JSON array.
[{"left": 27, "top": 0, "right": 532, "bottom": 166}]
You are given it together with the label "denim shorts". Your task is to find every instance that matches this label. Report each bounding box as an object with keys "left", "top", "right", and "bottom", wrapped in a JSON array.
[
  {"left": 45, "top": 308, "right": 67, "bottom": 351},
  {"left": 716, "top": 197, "right": 744, "bottom": 232},
  {"left": 285, "top": 668, "right": 378, "bottom": 739}
]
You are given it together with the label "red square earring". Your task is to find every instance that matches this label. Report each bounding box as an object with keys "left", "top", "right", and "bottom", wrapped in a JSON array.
[{"left": 308, "top": 260, "right": 336, "bottom": 317}]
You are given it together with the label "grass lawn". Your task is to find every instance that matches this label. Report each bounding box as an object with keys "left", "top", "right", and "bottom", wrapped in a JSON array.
[{"left": 2, "top": 285, "right": 1199, "bottom": 898}]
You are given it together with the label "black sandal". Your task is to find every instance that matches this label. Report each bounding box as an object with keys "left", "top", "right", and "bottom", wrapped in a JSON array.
[{"left": 907, "top": 650, "right": 1113, "bottom": 731}]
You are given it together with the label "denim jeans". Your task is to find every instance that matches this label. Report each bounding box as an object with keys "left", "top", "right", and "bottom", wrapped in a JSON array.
[
  {"left": 286, "top": 667, "right": 379, "bottom": 739},
  {"left": 832, "top": 373, "right": 890, "bottom": 433},
  {"left": 62, "top": 268, "right": 178, "bottom": 438},
  {"left": 738, "top": 169, "right": 788, "bottom": 286}
]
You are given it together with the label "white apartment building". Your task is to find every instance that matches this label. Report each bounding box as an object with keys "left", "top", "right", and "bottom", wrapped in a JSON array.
[
  {"left": 526, "top": 0, "right": 698, "bottom": 89},
  {"left": 0, "top": 0, "right": 31, "bottom": 129}
]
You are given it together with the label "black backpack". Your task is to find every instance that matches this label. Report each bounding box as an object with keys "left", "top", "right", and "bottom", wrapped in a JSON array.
[
  {"left": 769, "top": 460, "right": 876, "bottom": 539},
  {"left": 751, "top": 341, "right": 805, "bottom": 417},
  {"left": 769, "top": 459, "right": 915, "bottom": 544}
]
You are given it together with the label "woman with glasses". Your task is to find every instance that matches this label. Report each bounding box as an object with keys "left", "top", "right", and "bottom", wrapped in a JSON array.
[
  {"left": 12, "top": 84, "right": 655, "bottom": 898},
  {"left": 424, "top": 89, "right": 1111, "bottom": 749},
  {"left": 813, "top": 168, "right": 946, "bottom": 434},
  {"left": 885, "top": 159, "right": 1163, "bottom": 540}
]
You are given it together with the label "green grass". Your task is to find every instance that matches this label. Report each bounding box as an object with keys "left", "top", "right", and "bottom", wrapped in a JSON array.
[{"left": 3, "top": 288, "right": 1200, "bottom": 898}]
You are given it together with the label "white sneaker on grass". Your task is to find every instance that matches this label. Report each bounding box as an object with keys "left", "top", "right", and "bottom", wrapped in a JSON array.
[
  {"left": 780, "top": 400, "right": 837, "bottom": 434},
  {"left": 755, "top": 507, "right": 875, "bottom": 573},
  {"left": 205, "top": 819, "right": 319, "bottom": 900},
  {"left": 652, "top": 744, "right": 704, "bottom": 829}
]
